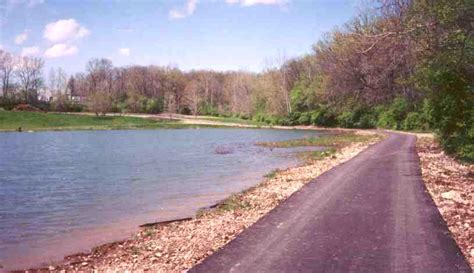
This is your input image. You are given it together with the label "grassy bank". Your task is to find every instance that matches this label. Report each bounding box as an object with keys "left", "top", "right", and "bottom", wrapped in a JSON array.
[
  {"left": 0, "top": 111, "right": 194, "bottom": 131},
  {"left": 198, "top": 116, "right": 266, "bottom": 126}
]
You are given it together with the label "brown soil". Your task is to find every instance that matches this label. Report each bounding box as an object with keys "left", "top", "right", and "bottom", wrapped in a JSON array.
[{"left": 13, "top": 104, "right": 43, "bottom": 112}]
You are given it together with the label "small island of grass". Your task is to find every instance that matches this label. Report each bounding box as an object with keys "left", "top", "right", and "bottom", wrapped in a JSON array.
[{"left": 257, "top": 132, "right": 382, "bottom": 163}]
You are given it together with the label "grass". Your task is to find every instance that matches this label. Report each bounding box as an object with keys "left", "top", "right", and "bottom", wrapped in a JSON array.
[
  {"left": 216, "top": 194, "right": 252, "bottom": 212},
  {"left": 198, "top": 116, "right": 267, "bottom": 126},
  {"left": 258, "top": 132, "right": 382, "bottom": 163},
  {"left": 264, "top": 168, "right": 280, "bottom": 179},
  {"left": 257, "top": 132, "right": 378, "bottom": 149},
  {"left": 297, "top": 147, "right": 337, "bottom": 163},
  {"left": 0, "top": 111, "right": 203, "bottom": 131}
]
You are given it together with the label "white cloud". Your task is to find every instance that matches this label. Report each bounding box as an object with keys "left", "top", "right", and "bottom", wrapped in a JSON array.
[
  {"left": 14, "top": 30, "right": 29, "bottom": 45},
  {"left": 226, "top": 0, "right": 289, "bottom": 6},
  {"left": 118, "top": 48, "right": 130, "bottom": 57},
  {"left": 169, "top": 0, "right": 198, "bottom": 19},
  {"left": 43, "top": 19, "right": 89, "bottom": 43},
  {"left": 21, "top": 46, "right": 40, "bottom": 56},
  {"left": 44, "top": 43, "right": 78, "bottom": 58}
]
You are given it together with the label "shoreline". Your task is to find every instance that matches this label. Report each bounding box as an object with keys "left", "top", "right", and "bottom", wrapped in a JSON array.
[
  {"left": 17, "top": 130, "right": 383, "bottom": 272},
  {"left": 4, "top": 113, "right": 471, "bottom": 271}
]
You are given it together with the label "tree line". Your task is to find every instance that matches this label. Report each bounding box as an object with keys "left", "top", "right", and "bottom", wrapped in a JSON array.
[{"left": 0, "top": 0, "right": 472, "bottom": 161}]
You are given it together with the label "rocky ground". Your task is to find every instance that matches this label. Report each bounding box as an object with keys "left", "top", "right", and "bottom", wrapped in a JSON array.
[
  {"left": 27, "top": 131, "right": 381, "bottom": 272},
  {"left": 417, "top": 137, "right": 474, "bottom": 267}
]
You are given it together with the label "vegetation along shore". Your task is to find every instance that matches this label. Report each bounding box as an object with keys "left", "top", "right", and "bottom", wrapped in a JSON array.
[{"left": 0, "top": 110, "right": 212, "bottom": 132}]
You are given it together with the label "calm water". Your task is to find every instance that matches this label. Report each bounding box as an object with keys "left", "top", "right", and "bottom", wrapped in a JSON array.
[{"left": 0, "top": 128, "right": 327, "bottom": 269}]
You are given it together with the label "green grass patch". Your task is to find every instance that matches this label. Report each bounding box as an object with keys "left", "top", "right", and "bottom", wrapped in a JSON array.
[
  {"left": 257, "top": 132, "right": 378, "bottom": 149},
  {"left": 216, "top": 194, "right": 252, "bottom": 212},
  {"left": 264, "top": 168, "right": 280, "bottom": 179},
  {"left": 0, "top": 111, "right": 203, "bottom": 131},
  {"left": 297, "top": 148, "right": 337, "bottom": 163},
  {"left": 258, "top": 132, "right": 382, "bottom": 164},
  {"left": 199, "top": 116, "right": 267, "bottom": 126}
]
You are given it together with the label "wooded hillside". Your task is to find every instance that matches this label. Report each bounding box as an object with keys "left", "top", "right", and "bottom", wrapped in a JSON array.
[{"left": 1, "top": 0, "right": 472, "bottom": 161}]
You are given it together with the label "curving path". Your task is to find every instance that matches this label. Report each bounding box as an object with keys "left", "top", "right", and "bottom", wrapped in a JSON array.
[{"left": 191, "top": 133, "right": 471, "bottom": 273}]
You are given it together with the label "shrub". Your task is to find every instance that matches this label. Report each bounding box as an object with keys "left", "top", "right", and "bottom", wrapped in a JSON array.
[
  {"left": 337, "top": 111, "right": 355, "bottom": 128},
  {"left": 377, "top": 110, "right": 398, "bottom": 129},
  {"left": 403, "top": 112, "right": 426, "bottom": 131},
  {"left": 199, "top": 103, "right": 219, "bottom": 116},
  {"left": 356, "top": 113, "right": 377, "bottom": 129},
  {"left": 390, "top": 97, "right": 409, "bottom": 123},
  {"left": 252, "top": 112, "right": 267, "bottom": 123},
  {"left": 335, "top": 106, "right": 376, "bottom": 129},
  {"left": 309, "top": 107, "right": 337, "bottom": 127},
  {"left": 297, "top": 112, "right": 311, "bottom": 125},
  {"left": 277, "top": 117, "right": 291, "bottom": 126},
  {"left": 375, "top": 98, "right": 409, "bottom": 130},
  {"left": 145, "top": 98, "right": 163, "bottom": 114},
  {"left": 289, "top": 111, "right": 301, "bottom": 125}
]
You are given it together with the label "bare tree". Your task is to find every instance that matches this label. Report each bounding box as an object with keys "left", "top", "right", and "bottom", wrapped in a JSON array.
[
  {"left": 16, "top": 56, "right": 44, "bottom": 104},
  {"left": 0, "top": 50, "right": 15, "bottom": 99},
  {"left": 185, "top": 79, "right": 201, "bottom": 117},
  {"left": 86, "top": 58, "right": 114, "bottom": 94},
  {"left": 49, "top": 67, "right": 68, "bottom": 97}
]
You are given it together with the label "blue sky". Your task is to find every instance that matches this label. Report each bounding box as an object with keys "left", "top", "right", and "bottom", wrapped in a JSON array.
[{"left": 1, "top": 0, "right": 361, "bottom": 75}]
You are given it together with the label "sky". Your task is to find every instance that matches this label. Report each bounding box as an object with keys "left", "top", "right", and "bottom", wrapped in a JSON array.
[{"left": 0, "top": 0, "right": 362, "bottom": 75}]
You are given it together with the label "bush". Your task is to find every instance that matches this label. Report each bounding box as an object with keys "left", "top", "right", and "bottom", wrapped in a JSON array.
[
  {"left": 199, "top": 103, "right": 219, "bottom": 116},
  {"left": 277, "top": 116, "right": 291, "bottom": 126},
  {"left": 309, "top": 107, "right": 337, "bottom": 127},
  {"left": 403, "top": 112, "right": 426, "bottom": 131},
  {"left": 337, "top": 111, "right": 355, "bottom": 128},
  {"left": 377, "top": 110, "right": 398, "bottom": 129},
  {"left": 390, "top": 97, "right": 409, "bottom": 123},
  {"left": 112, "top": 101, "right": 127, "bottom": 113},
  {"left": 289, "top": 111, "right": 301, "bottom": 125},
  {"left": 145, "top": 98, "right": 163, "bottom": 114},
  {"left": 375, "top": 98, "right": 409, "bottom": 130},
  {"left": 52, "top": 99, "right": 83, "bottom": 112},
  {"left": 297, "top": 112, "right": 311, "bottom": 125},
  {"left": 335, "top": 106, "right": 376, "bottom": 129},
  {"left": 252, "top": 112, "right": 267, "bottom": 123},
  {"left": 356, "top": 113, "right": 377, "bottom": 129}
]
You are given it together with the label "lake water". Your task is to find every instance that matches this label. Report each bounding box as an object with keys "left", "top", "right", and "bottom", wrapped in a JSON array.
[{"left": 0, "top": 128, "right": 327, "bottom": 270}]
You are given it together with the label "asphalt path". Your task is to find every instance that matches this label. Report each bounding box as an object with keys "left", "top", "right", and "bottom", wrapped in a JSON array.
[{"left": 191, "top": 133, "right": 471, "bottom": 273}]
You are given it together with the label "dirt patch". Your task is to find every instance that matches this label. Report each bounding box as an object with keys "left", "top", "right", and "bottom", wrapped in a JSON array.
[
  {"left": 417, "top": 137, "right": 474, "bottom": 267},
  {"left": 13, "top": 104, "right": 43, "bottom": 112}
]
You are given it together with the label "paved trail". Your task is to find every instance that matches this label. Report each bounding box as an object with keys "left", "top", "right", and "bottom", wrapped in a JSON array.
[{"left": 191, "top": 133, "right": 471, "bottom": 273}]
